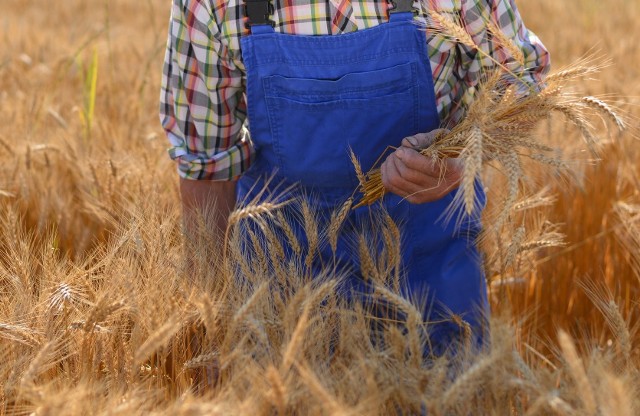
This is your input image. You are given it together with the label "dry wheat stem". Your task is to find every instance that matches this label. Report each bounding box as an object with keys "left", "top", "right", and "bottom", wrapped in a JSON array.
[
  {"left": 134, "top": 315, "right": 184, "bottom": 365},
  {"left": 505, "top": 225, "right": 526, "bottom": 268},
  {"left": 329, "top": 197, "right": 353, "bottom": 254},
  {"left": 427, "top": 10, "right": 532, "bottom": 90},
  {"left": 265, "top": 366, "right": 287, "bottom": 415},
  {"left": 353, "top": 62, "right": 624, "bottom": 234},
  {"left": 358, "top": 233, "right": 378, "bottom": 282},
  {"left": 461, "top": 125, "right": 483, "bottom": 215},
  {"left": 582, "top": 96, "right": 626, "bottom": 131},
  {"left": 558, "top": 331, "right": 597, "bottom": 415},
  {"left": 224, "top": 201, "right": 291, "bottom": 262},
  {"left": 247, "top": 226, "right": 269, "bottom": 276},
  {"left": 4, "top": 3, "right": 640, "bottom": 414},
  {"left": 440, "top": 349, "right": 502, "bottom": 409},
  {"left": 275, "top": 211, "right": 302, "bottom": 256},
  {"left": 227, "top": 202, "right": 289, "bottom": 228},
  {"left": 383, "top": 211, "right": 402, "bottom": 292},
  {"left": 578, "top": 279, "right": 633, "bottom": 367},
  {"left": 486, "top": 20, "right": 525, "bottom": 67}
]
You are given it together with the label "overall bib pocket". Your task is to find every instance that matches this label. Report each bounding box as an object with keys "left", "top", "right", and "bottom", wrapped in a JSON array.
[{"left": 262, "top": 62, "right": 421, "bottom": 189}]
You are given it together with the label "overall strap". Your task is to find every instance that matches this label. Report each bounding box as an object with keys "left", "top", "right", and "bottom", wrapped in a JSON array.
[
  {"left": 244, "top": 0, "right": 275, "bottom": 34},
  {"left": 244, "top": 0, "right": 418, "bottom": 33}
]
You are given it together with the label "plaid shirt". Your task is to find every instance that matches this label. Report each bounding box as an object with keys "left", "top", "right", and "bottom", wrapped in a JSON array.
[{"left": 160, "top": 0, "right": 550, "bottom": 181}]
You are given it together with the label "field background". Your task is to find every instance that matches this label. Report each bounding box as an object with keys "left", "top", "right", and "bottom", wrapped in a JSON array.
[{"left": 1, "top": 0, "right": 639, "bottom": 414}]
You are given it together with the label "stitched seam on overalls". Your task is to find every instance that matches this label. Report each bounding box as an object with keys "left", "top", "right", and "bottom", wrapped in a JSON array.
[{"left": 262, "top": 67, "right": 414, "bottom": 97}]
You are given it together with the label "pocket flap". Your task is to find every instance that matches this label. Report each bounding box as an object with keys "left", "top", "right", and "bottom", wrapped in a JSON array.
[{"left": 263, "top": 62, "right": 416, "bottom": 100}]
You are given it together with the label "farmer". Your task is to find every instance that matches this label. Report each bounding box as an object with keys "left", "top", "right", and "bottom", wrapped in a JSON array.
[{"left": 160, "top": 0, "right": 549, "bottom": 353}]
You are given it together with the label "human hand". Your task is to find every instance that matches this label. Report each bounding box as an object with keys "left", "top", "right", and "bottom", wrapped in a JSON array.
[{"left": 380, "top": 129, "right": 463, "bottom": 204}]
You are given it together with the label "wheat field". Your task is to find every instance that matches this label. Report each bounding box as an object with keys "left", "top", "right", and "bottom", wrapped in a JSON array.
[{"left": 1, "top": 0, "right": 639, "bottom": 414}]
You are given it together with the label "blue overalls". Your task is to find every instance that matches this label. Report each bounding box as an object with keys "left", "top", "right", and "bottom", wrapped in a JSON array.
[{"left": 237, "top": 0, "right": 489, "bottom": 354}]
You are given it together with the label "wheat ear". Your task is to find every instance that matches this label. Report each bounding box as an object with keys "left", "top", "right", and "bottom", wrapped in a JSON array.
[
  {"left": 224, "top": 201, "right": 289, "bottom": 261},
  {"left": 134, "top": 315, "right": 183, "bottom": 365},
  {"left": 460, "top": 125, "right": 483, "bottom": 215},
  {"left": 301, "top": 200, "right": 319, "bottom": 270},
  {"left": 557, "top": 330, "right": 597, "bottom": 415},
  {"left": 276, "top": 211, "right": 301, "bottom": 256},
  {"left": 427, "top": 11, "right": 530, "bottom": 90},
  {"left": 358, "top": 234, "right": 378, "bottom": 282},
  {"left": 582, "top": 96, "right": 626, "bottom": 131},
  {"left": 486, "top": 21, "right": 525, "bottom": 67},
  {"left": 328, "top": 197, "right": 353, "bottom": 254}
]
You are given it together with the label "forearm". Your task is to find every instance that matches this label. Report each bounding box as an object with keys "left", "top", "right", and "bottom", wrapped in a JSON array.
[{"left": 180, "top": 177, "right": 237, "bottom": 240}]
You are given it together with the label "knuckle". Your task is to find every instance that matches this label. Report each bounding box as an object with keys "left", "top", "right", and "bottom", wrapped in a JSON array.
[
  {"left": 407, "top": 154, "right": 427, "bottom": 172},
  {"left": 398, "top": 162, "right": 423, "bottom": 184},
  {"left": 389, "top": 175, "right": 404, "bottom": 189},
  {"left": 403, "top": 169, "right": 421, "bottom": 184},
  {"left": 395, "top": 160, "right": 410, "bottom": 178},
  {"left": 402, "top": 136, "right": 418, "bottom": 148}
]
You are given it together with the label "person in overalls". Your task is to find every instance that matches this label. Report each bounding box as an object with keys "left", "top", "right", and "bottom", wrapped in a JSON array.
[{"left": 160, "top": 0, "right": 549, "bottom": 354}]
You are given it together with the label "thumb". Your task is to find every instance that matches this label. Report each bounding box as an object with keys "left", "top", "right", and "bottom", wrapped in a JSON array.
[{"left": 401, "top": 128, "right": 450, "bottom": 150}]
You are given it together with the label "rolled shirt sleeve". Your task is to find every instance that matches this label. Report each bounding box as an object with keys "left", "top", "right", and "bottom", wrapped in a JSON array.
[
  {"left": 465, "top": 0, "right": 550, "bottom": 83},
  {"left": 160, "top": 0, "right": 550, "bottom": 173},
  {"left": 439, "top": 0, "right": 551, "bottom": 123},
  {"left": 160, "top": 0, "right": 254, "bottom": 181}
]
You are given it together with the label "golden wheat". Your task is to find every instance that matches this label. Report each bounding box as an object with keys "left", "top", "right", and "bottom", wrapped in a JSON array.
[{"left": 1, "top": 0, "right": 640, "bottom": 414}]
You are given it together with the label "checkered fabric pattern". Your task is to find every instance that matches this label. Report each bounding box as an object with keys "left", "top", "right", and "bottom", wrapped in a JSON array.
[{"left": 160, "top": 0, "right": 550, "bottom": 180}]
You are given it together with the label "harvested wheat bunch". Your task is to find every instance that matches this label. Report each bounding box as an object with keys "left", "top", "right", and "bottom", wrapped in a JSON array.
[{"left": 354, "top": 61, "right": 625, "bottom": 229}]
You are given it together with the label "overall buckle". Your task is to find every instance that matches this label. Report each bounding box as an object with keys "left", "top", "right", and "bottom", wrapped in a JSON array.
[
  {"left": 244, "top": 0, "right": 275, "bottom": 27},
  {"left": 388, "top": 0, "right": 418, "bottom": 15}
]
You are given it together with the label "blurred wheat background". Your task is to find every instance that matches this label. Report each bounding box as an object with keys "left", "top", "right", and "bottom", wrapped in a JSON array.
[{"left": 1, "top": 0, "right": 639, "bottom": 414}]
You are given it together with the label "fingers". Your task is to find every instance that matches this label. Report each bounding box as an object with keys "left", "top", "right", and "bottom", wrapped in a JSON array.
[
  {"left": 382, "top": 128, "right": 460, "bottom": 204},
  {"left": 381, "top": 147, "right": 463, "bottom": 204},
  {"left": 381, "top": 152, "right": 439, "bottom": 198},
  {"left": 397, "top": 148, "right": 462, "bottom": 184}
]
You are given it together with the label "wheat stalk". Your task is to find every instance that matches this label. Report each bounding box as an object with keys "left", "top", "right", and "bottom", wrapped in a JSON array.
[
  {"left": 358, "top": 234, "right": 378, "bottom": 282},
  {"left": 486, "top": 20, "right": 525, "bottom": 67},
  {"left": 224, "top": 201, "right": 290, "bottom": 262},
  {"left": 426, "top": 11, "right": 532, "bottom": 90},
  {"left": 582, "top": 96, "right": 626, "bottom": 131},
  {"left": 460, "top": 125, "right": 484, "bottom": 215},
  {"left": 513, "top": 187, "right": 557, "bottom": 211},
  {"left": 504, "top": 225, "right": 526, "bottom": 268},
  {"left": 265, "top": 366, "right": 287, "bottom": 415},
  {"left": 301, "top": 200, "right": 319, "bottom": 270},
  {"left": 328, "top": 198, "right": 353, "bottom": 254},
  {"left": 441, "top": 350, "right": 501, "bottom": 410},
  {"left": 227, "top": 202, "right": 288, "bottom": 228},
  {"left": 353, "top": 60, "right": 625, "bottom": 234},
  {"left": 276, "top": 211, "right": 302, "bottom": 256},
  {"left": 428, "top": 11, "right": 476, "bottom": 49},
  {"left": 134, "top": 315, "right": 183, "bottom": 365},
  {"left": 558, "top": 330, "right": 597, "bottom": 415},
  {"left": 579, "top": 280, "right": 633, "bottom": 367},
  {"left": 183, "top": 351, "right": 220, "bottom": 369}
]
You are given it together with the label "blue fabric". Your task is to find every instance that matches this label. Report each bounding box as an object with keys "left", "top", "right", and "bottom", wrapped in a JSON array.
[{"left": 238, "top": 12, "right": 489, "bottom": 354}]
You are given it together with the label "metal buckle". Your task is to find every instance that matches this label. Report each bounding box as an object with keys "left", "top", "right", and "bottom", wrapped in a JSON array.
[
  {"left": 388, "top": 0, "right": 418, "bottom": 15},
  {"left": 245, "top": 0, "right": 275, "bottom": 26}
]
